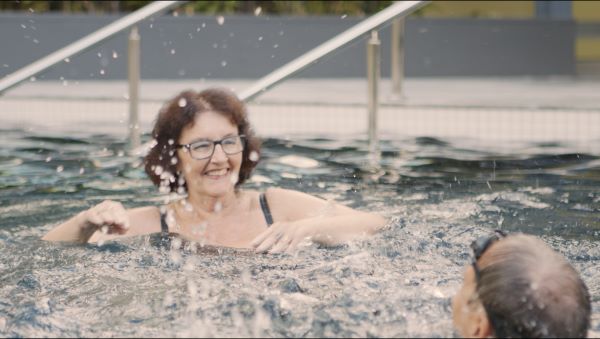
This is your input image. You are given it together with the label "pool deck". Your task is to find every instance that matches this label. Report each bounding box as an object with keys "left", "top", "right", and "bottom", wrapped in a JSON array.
[{"left": 1, "top": 77, "right": 599, "bottom": 151}]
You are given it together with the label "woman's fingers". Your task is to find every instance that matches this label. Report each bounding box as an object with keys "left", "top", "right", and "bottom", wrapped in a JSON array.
[
  {"left": 250, "top": 227, "right": 274, "bottom": 248},
  {"left": 84, "top": 200, "right": 130, "bottom": 234},
  {"left": 254, "top": 231, "right": 281, "bottom": 253},
  {"left": 268, "top": 234, "right": 292, "bottom": 253},
  {"left": 286, "top": 235, "right": 313, "bottom": 254}
]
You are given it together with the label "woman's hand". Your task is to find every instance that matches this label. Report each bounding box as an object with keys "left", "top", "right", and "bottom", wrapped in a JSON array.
[
  {"left": 78, "top": 200, "right": 130, "bottom": 241},
  {"left": 251, "top": 221, "right": 315, "bottom": 254},
  {"left": 42, "top": 199, "right": 131, "bottom": 243}
]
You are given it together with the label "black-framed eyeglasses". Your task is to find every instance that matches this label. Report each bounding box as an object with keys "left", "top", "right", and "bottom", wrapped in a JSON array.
[
  {"left": 470, "top": 229, "right": 507, "bottom": 282},
  {"left": 175, "top": 135, "right": 246, "bottom": 160}
]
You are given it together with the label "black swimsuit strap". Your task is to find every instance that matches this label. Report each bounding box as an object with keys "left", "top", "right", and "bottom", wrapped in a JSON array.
[
  {"left": 149, "top": 209, "right": 171, "bottom": 248},
  {"left": 160, "top": 211, "right": 169, "bottom": 234},
  {"left": 259, "top": 192, "right": 274, "bottom": 226}
]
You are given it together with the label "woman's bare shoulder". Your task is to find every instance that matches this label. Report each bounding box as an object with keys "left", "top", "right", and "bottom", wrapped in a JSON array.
[{"left": 264, "top": 187, "right": 331, "bottom": 221}]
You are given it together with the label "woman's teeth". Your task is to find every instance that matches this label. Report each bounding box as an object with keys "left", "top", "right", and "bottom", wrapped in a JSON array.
[{"left": 205, "top": 168, "right": 228, "bottom": 176}]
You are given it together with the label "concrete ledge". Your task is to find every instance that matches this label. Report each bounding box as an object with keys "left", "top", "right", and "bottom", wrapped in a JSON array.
[{"left": 3, "top": 77, "right": 599, "bottom": 110}]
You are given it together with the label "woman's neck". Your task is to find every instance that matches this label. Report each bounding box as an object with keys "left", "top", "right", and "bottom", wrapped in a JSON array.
[{"left": 185, "top": 189, "right": 240, "bottom": 217}]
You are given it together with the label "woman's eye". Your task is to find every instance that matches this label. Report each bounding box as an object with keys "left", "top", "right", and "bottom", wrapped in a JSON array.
[{"left": 192, "top": 143, "right": 211, "bottom": 151}]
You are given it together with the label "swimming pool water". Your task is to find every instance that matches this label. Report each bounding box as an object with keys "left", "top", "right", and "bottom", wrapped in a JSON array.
[{"left": 0, "top": 128, "right": 598, "bottom": 337}]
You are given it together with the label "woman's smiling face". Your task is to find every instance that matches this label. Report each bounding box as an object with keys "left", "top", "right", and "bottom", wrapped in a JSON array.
[{"left": 177, "top": 110, "right": 242, "bottom": 197}]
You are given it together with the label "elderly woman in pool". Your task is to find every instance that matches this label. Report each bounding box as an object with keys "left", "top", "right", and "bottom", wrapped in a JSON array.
[
  {"left": 43, "top": 88, "right": 386, "bottom": 253},
  {"left": 452, "top": 231, "right": 591, "bottom": 338}
]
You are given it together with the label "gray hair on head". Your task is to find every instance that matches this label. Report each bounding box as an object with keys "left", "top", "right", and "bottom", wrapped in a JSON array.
[{"left": 476, "top": 234, "right": 590, "bottom": 338}]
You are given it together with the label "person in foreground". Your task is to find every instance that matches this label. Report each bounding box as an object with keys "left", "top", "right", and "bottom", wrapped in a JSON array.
[
  {"left": 452, "top": 230, "right": 591, "bottom": 338},
  {"left": 43, "top": 88, "right": 386, "bottom": 253}
]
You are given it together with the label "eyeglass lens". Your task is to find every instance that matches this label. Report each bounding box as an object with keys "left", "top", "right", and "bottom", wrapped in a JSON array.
[{"left": 188, "top": 135, "right": 244, "bottom": 160}]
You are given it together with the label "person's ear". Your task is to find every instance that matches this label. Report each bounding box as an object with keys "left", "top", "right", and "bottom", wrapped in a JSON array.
[{"left": 471, "top": 304, "right": 493, "bottom": 338}]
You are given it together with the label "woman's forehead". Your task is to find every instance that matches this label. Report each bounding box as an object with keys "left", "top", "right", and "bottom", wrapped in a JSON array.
[{"left": 181, "top": 111, "right": 237, "bottom": 139}]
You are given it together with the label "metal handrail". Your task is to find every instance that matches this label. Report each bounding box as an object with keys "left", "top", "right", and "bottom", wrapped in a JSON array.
[
  {"left": 0, "top": 0, "right": 185, "bottom": 95},
  {"left": 238, "top": 0, "right": 428, "bottom": 102}
]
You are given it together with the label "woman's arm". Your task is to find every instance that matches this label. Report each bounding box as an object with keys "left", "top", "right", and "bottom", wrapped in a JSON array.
[
  {"left": 252, "top": 188, "right": 387, "bottom": 253},
  {"left": 42, "top": 201, "right": 160, "bottom": 243}
]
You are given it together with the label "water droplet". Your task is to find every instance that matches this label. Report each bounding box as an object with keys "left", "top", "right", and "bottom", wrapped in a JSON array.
[
  {"left": 32, "top": 39, "right": 39, "bottom": 44},
  {"left": 62, "top": 80, "right": 68, "bottom": 86},
  {"left": 149, "top": 23, "right": 153, "bottom": 29},
  {"left": 45, "top": 156, "right": 51, "bottom": 162},
  {"left": 28, "top": 8, "right": 34, "bottom": 13},
  {"left": 20, "top": 24, "right": 26, "bottom": 29},
  {"left": 273, "top": 44, "right": 279, "bottom": 49},
  {"left": 341, "top": 14, "right": 347, "bottom": 19},
  {"left": 212, "top": 43, "right": 218, "bottom": 49},
  {"left": 97, "top": 52, "right": 102, "bottom": 58},
  {"left": 79, "top": 167, "right": 85, "bottom": 174},
  {"left": 172, "top": 11, "right": 179, "bottom": 17},
  {"left": 221, "top": 60, "right": 227, "bottom": 67},
  {"left": 214, "top": 201, "right": 223, "bottom": 213},
  {"left": 171, "top": 237, "right": 182, "bottom": 249},
  {"left": 192, "top": 222, "right": 207, "bottom": 235},
  {"left": 100, "top": 69, "right": 105, "bottom": 75},
  {"left": 101, "top": 225, "right": 108, "bottom": 234},
  {"left": 56, "top": 165, "right": 64, "bottom": 173},
  {"left": 254, "top": 7, "right": 262, "bottom": 16},
  {"left": 183, "top": 202, "right": 194, "bottom": 213},
  {"left": 112, "top": 50, "right": 118, "bottom": 59},
  {"left": 170, "top": 49, "right": 175, "bottom": 55},
  {"left": 279, "top": 30, "right": 284, "bottom": 36},
  {"left": 154, "top": 165, "right": 164, "bottom": 176},
  {"left": 170, "top": 157, "right": 178, "bottom": 165},
  {"left": 169, "top": 250, "right": 182, "bottom": 264},
  {"left": 258, "top": 36, "right": 263, "bottom": 41},
  {"left": 178, "top": 98, "right": 187, "bottom": 107},
  {"left": 216, "top": 16, "right": 225, "bottom": 25},
  {"left": 249, "top": 151, "right": 259, "bottom": 162}
]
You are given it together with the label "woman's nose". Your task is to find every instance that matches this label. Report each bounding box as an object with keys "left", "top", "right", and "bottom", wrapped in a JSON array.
[{"left": 210, "top": 144, "right": 228, "bottom": 162}]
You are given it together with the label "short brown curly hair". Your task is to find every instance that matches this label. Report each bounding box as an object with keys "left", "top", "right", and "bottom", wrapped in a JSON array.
[{"left": 144, "top": 88, "right": 261, "bottom": 193}]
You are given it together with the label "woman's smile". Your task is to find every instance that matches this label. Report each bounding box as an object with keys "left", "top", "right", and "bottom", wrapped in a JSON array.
[{"left": 203, "top": 167, "right": 230, "bottom": 179}]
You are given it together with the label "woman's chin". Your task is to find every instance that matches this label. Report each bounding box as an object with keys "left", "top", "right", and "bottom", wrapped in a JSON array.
[{"left": 202, "top": 183, "right": 234, "bottom": 197}]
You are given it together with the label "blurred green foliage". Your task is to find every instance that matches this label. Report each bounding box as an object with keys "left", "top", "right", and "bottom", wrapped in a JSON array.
[{"left": 0, "top": 1, "right": 397, "bottom": 16}]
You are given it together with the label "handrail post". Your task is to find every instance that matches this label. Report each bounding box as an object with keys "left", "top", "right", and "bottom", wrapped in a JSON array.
[
  {"left": 0, "top": 1, "right": 184, "bottom": 95},
  {"left": 390, "top": 17, "right": 405, "bottom": 100},
  {"left": 128, "top": 26, "right": 141, "bottom": 153},
  {"left": 367, "top": 30, "right": 381, "bottom": 166}
]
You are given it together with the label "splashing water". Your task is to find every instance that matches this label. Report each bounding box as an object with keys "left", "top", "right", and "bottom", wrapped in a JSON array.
[{"left": 0, "top": 132, "right": 598, "bottom": 337}]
